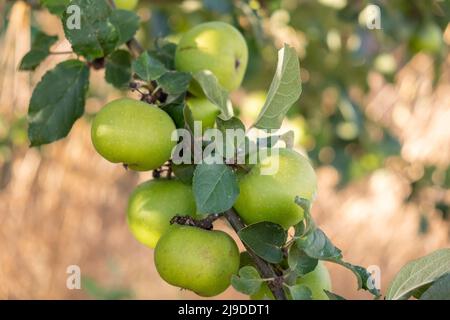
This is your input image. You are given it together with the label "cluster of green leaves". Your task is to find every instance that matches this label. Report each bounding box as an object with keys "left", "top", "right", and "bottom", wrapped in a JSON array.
[{"left": 231, "top": 197, "right": 381, "bottom": 300}]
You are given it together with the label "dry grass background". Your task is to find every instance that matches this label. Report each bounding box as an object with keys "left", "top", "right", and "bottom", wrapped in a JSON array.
[{"left": 0, "top": 2, "right": 449, "bottom": 299}]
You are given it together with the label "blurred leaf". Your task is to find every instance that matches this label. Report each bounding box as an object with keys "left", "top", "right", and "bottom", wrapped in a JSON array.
[
  {"left": 324, "top": 290, "right": 346, "bottom": 300},
  {"left": 257, "top": 131, "right": 295, "bottom": 149},
  {"left": 41, "top": 0, "right": 70, "bottom": 15},
  {"left": 19, "top": 31, "right": 58, "bottom": 71},
  {"left": 203, "top": 0, "right": 233, "bottom": 14},
  {"left": 28, "top": 60, "right": 89, "bottom": 146},
  {"left": 161, "top": 101, "right": 185, "bottom": 129},
  {"left": 82, "top": 277, "right": 133, "bottom": 300},
  {"left": 110, "top": 9, "right": 140, "bottom": 45},
  {"left": 239, "top": 222, "right": 287, "bottom": 264},
  {"left": 254, "top": 44, "right": 302, "bottom": 130},
  {"left": 105, "top": 49, "right": 132, "bottom": 88},
  {"left": 193, "top": 71, "right": 232, "bottom": 121},
  {"left": 216, "top": 117, "right": 246, "bottom": 134},
  {"left": 288, "top": 284, "right": 312, "bottom": 300},
  {"left": 62, "top": 0, "right": 119, "bottom": 60},
  {"left": 231, "top": 266, "right": 263, "bottom": 295},
  {"left": 172, "top": 164, "right": 196, "bottom": 185},
  {"left": 386, "top": 249, "right": 450, "bottom": 300},
  {"left": 420, "top": 274, "right": 450, "bottom": 300},
  {"left": 192, "top": 163, "right": 240, "bottom": 214}
]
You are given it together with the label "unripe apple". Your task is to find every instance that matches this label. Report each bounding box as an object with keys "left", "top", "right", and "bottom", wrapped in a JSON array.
[
  {"left": 154, "top": 225, "right": 240, "bottom": 297},
  {"left": 186, "top": 97, "right": 220, "bottom": 133},
  {"left": 296, "top": 261, "right": 332, "bottom": 300},
  {"left": 127, "top": 179, "right": 197, "bottom": 248},
  {"left": 175, "top": 22, "right": 248, "bottom": 94},
  {"left": 114, "top": 0, "right": 139, "bottom": 10},
  {"left": 91, "top": 98, "right": 176, "bottom": 171},
  {"left": 234, "top": 148, "right": 317, "bottom": 229}
]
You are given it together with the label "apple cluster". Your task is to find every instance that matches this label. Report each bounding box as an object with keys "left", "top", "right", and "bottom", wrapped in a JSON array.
[{"left": 90, "top": 21, "right": 331, "bottom": 299}]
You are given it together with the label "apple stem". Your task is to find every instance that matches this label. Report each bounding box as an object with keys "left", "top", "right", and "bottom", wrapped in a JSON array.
[{"left": 224, "top": 209, "right": 287, "bottom": 300}]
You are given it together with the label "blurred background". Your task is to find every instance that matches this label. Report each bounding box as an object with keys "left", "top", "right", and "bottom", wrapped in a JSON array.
[{"left": 0, "top": 0, "right": 449, "bottom": 299}]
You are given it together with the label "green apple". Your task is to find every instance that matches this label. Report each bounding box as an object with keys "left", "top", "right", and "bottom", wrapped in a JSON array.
[
  {"left": 251, "top": 262, "right": 332, "bottom": 300},
  {"left": 234, "top": 148, "right": 317, "bottom": 229},
  {"left": 114, "top": 0, "right": 139, "bottom": 10},
  {"left": 186, "top": 97, "right": 220, "bottom": 133},
  {"left": 127, "top": 179, "right": 197, "bottom": 248},
  {"left": 91, "top": 98, "right": 176, "bottom": 171},
  {"left": 411, "top": 22, "right": 443, "bottom": 53},
  {"left": 154, "top": 225, "right": 240, "bottom": 297},
  {"left": 175, "top": 21, "right": 248, "bottom": 94},
  {"left": 296, "top": 261, "right": 332, "bottom": 300}
]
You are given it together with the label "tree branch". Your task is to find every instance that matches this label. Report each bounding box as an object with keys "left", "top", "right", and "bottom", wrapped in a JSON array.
[{"left": 224, "top": 209, "right": 287, "bottom": 300}]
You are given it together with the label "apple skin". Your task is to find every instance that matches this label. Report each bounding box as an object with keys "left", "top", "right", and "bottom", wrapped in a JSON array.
[
  {"left": 114, "top": 0, "right": 139, "bottom": 10},
  {"left": 186, "top": 97, "right": 220, "bottom": 133},
  {"left": 234, "top": 148, "right": 317, "bottom": 229},
  {"left": 127, "top": 179, "right": 197, "bottom": 248},
  {"left": 91, "top": 98, "right": 176, "bottom": 171},
  {"left": 154, "top": 225, "right": 240, "bottom": 297},
  {"left": 175, "top": 22, "right": 248, "bottom": 94},
  {"left": 296, "top": 261, "right": 332, "bottom": 300},
  {"left": 251, "top": 262, "right": 332, "bottom": 300}
]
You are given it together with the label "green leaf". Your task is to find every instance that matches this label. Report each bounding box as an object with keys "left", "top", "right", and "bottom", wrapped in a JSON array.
[
  {"left": 192, "top": 163, "right": 239, "bottom": 214},
  {"left": 386, "top": 249, "right": 450, "bottom": 300},
  {"left": 172, "top": 164, "right": 196, "bottom": 185},
  {"left": 193, "top": 71, "right": 232, "bottom": 121},
  {"left": 28, "top": 60, "right": 90, "bottom": 146},
  {"left": 420, "top": 274, "right": 450, "bottom": 300},
  {"left": 297, "top": 227, "right": 380, "bottom": 297},
  {"left": 158, "top": 71, "right": 192, "bottom": 95},
  {"left": 216, "top": 117, "right": 246, "bottom": 134},
  {"left": 254, "top": 44, "right": 302, "bottom": 130},
  {"left": 81, "top": 277, "right": 133, "bottom": 300},
  {"left": 149, "top": 42, "right": 177, "bottom": 70},
  {"left": 132, "top": 52, "right": 167, "bottom": 82},
  {"left": 19, "top": 31, "right": 58, "bottom": 71},
  {"left": 41, "top": 0, "right": 70, "bottom": 15},
  {"left": 298, "top": 228, "right": 342, "bottom": 260},
  {"left": 161, "top": 102, "right": 185, "bottom": 129},
  {"left": 256, "top": 131, "right": 295, "bottom": 149},
  {"left": 110, "top": 9, "right": 140, "bottom": 45},
  {"left": 62, "top": 0, "right": 119, "bottom": 60},
  {"left": 238, "top": 222, "right": 287, "bottom": 264},
  {"left": 333, "top": 260, "right": 380, "bottom": 297},
  {"left": 183, "top": 102, "right": 195, "bottom": 132},
  {"left": 324, "top": 290, "right": 346, "bottom": 300},
  {"left": 288, "top": 284, "right": 312, "bottom": 300},
  {"left": 231, "top": 266, "right": 263, "bottom": 295},
  {"left": 288, "top": 242, "right": 318, "bottom": 276},
  {"left": 105, "top": 49, "right": 132, "bottom": 89}
]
